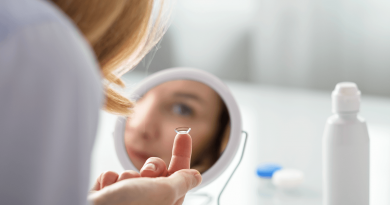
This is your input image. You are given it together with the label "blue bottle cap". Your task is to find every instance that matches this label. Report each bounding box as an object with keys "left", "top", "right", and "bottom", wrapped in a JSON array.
[{"left": 256, "top": 163, "right": 282, "bottom": 178}]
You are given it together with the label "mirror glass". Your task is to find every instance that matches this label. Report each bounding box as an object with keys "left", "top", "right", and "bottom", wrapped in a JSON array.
[{"left": 124, "top": 80, "right": 230, "bottom": 174}]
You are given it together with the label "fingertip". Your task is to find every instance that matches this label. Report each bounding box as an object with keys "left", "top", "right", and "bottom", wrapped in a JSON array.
[
  {"left": 140, "top": 163, "right": 157, "bottom": 177},
  {"left": 100, "top": 171, "right": 119, "bottom": 189},
  {"left": 140, "top": 157, "right": 168, "bottom": 178},
  {"left": 187, "top": 169, "right": 202, "bottom": 188},
  {"left": 91, "top": 173, "right": 103, "bottom": 191},
  {"left": 168, "top": 169, "right": 202, "bottom": 195},
  {"left": 118, "top": 170, "right": 140, "bottom": 181},
  {"left": 193, "top": 170, "right": 202, "bottom": 187}
]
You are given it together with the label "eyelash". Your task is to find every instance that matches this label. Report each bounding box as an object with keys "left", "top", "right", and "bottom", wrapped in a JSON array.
[{"left": 172, "top": 103, "right": 193, "bottom": 117}]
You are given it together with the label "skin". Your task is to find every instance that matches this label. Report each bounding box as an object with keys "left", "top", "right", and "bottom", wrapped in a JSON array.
[
  {"left": 124, "top": 80, "right": 226, "bottom": 173},
  {"left": 89, "top": 80, "right": 228, "bottom": 204},
  {"left": 89, "top": 133, "right": 202, "bottom": 205}
]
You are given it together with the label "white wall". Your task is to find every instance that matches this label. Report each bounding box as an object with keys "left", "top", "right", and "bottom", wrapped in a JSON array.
[
  {"left": 133, "top": 0, "right": 390, "bottom": 96},
  {"left": 252, "top": 0, "right": 390, "bottom": 96}
]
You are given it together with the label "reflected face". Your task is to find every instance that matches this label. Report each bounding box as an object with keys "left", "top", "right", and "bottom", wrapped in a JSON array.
[{"left": 124, "top": 80, "right": 230, "bottom": 173}]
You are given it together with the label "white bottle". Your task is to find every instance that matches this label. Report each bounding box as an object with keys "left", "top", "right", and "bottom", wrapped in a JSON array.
[{"left": 323, "top": 82, "right": 369, "bottom": 205}]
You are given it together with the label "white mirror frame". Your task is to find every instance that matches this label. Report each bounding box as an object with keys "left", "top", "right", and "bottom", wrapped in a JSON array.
[{"left": 113, "top": 67, "right": 242, "bottom": 191}]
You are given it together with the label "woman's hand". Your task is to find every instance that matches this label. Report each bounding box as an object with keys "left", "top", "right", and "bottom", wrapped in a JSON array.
[{"left": 89, "top": 133, "right": 201, "bottom": 205}]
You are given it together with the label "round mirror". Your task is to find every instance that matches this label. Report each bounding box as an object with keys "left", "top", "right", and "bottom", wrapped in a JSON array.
[{"left": 113, "top": 68, "right": 242, "bottom": 190}]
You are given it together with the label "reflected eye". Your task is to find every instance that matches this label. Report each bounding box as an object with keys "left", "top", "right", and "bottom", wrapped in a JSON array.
[{"left": 172, "top": 103, "right": 193, "bottom": 116}]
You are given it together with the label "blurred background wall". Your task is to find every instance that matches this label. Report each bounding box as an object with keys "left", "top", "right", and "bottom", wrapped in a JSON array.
[{"left": 130, "top": 0, "right": 390, "bottom": 97}]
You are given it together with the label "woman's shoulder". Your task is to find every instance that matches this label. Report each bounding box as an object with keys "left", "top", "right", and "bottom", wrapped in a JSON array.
[
  {"left": 0, "top": 0, "right": 102, "bottom": 105},
  {"left": 0, "top": 0, "right": 101, "bottom": 85},
  {"left": 0, "top": 0, "right": 74, "bottom": 40}
]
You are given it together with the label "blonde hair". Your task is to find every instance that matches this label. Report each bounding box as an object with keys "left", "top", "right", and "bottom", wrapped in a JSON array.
[{"left": 52, "top": 0, "right": 171, "bottom": 115}]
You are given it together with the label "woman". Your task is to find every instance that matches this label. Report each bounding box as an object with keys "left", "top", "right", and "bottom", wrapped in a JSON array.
[
  {"left": 125, "top": 80, "right": 230, "bottom": 174},
  {"left": 0, "top": 0, "right": 200, "bottom": 205}
]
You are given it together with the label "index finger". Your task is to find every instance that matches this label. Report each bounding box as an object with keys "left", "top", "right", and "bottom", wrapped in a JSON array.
[{"left": 168, "top": 133, "right": 192, "bottom": 175}]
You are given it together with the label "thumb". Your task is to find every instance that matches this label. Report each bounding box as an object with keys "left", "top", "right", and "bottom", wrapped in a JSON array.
[{"left": 167, "top": 169, "right": 202, "bottom": 197}]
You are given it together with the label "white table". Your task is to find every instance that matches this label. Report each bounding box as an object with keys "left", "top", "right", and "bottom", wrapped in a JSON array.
[{"left": 91, "top": 73, "right": 390, "bottom": 205}]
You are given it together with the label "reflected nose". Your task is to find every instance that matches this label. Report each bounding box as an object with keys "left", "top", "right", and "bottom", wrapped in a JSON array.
[{"left": 131, "top": 94, "right": 161, "bottom": 140}]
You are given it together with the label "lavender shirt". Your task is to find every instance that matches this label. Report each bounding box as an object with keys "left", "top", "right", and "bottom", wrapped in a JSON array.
[{"left": 0, "top": 0, "right": 103, "bottom": 204}]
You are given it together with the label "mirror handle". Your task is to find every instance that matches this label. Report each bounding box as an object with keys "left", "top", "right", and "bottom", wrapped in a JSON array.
[{"left": 217, "top": 131, "right": 248, "bottom": 205}]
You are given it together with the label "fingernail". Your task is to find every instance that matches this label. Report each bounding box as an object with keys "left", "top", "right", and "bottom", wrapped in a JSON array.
[
  {"left": 193, "top": 170, "right": 202, "bottom": 187},
  {"left": 142, "top": 163, "right": 156, "bottom": 171}
]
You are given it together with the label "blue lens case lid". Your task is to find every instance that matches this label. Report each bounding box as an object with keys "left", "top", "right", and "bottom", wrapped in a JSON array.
[{"left": 256, "top": 163, "right": 282, "bottom": 178}]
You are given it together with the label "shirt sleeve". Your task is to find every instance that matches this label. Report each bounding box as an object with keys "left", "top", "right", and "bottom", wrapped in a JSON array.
[{"left": 0, "top": 16, "right": 103, "bottom": 205}]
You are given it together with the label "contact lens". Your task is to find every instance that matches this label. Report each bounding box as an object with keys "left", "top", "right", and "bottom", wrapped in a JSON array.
[{"left": 175, "top": 127, "right": 191, "bottom": 134}]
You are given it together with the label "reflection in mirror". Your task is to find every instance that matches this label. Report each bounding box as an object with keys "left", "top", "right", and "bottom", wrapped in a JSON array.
[{"left": 124, "top": 80, "right": 230, "bottom": 174}]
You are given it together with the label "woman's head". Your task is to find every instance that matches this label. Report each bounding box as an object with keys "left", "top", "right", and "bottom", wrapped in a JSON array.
[
  {"left": 124, "top": 80, "right": 230, "bottom": 173},
  {"left": 52, "top": 0, "right": 171, "bottom": 115}
]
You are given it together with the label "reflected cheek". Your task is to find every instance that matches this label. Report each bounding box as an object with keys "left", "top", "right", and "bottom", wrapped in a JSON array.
[
  {"left": 190, "top": 128, "right": 215, "bottom": 159},
  {"left": 129, "top": 110, "right": 147, "bottom": 129},
  {"left": 159, "top": 130, "right": 175, "bottom": 165},
  {"left": 125, "top": 121, "right": 142, "bottom": 145},
  {"left": 130, "top": 97, "right": 156, "bottom": 128}
]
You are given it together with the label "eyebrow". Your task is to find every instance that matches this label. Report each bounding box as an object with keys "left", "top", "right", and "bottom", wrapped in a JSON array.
[{"left": 173, "top": 92, "right": 205, "bottom": 104}]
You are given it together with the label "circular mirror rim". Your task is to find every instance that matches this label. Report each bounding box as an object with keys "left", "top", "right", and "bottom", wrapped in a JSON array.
[{"left": 113, "top": 67, "right": 242, "bottom": 191}]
